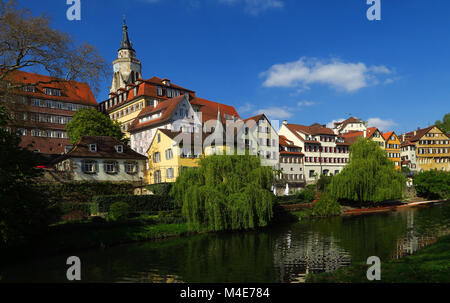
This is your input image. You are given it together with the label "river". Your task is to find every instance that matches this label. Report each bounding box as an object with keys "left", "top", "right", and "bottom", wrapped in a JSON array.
[{"left": 1, "top": 202, "right": 449, "bottom": 283}]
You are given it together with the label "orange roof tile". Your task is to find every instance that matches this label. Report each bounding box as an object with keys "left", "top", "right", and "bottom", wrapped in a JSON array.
[{"left": 4, "top": 70, "right": 97, "bottom": 106}]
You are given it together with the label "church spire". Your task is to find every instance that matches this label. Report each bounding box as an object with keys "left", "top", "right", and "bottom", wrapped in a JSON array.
[{"left": 120, "top": 16, "right": 134, "bottom": 51}]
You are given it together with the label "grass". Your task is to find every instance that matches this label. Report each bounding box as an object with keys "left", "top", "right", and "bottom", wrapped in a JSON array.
[
  {"left": 290, "top": 209, "right": 313, "bottom": 220},
  {"left": 306, "top": 235, "right": 450, "bottom": 283}
]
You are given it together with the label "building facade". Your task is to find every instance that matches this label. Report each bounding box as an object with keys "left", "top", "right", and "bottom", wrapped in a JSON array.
[
  {"left": 333, "top": 117, "right": 367, "bottom": 135},
  {"left": 382, "top": 131, "right": 401, "bottom": 170},
  {"left": 279, "top": 121, "right": 349, "bottom": 183},
  {"left": 278, "top": 135, "right": 305, "bottom": 182},
  {"left": 54, "top": 136, "right": 146, "bottom": 182},
  {"left": 2, "top": 70, "right": 97, "bottom": 156},
  {"left": 243, "top": 114, "right": 279, "bottom": 168},
  {"left": 402, "top": 126, "right": 450, "bottom": 172},
  {"left": 146, "top": 129, "right": 202, "bottom": 184}
]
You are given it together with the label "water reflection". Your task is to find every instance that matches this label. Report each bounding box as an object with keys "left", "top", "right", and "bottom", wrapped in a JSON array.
[{"left": 1, "top": 202, "right": 449, "bottom": 283}]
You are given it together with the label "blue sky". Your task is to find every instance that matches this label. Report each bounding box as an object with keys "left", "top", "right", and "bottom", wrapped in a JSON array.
[{"left": 21, "top": 0, "right": 450, "bottom": 134}]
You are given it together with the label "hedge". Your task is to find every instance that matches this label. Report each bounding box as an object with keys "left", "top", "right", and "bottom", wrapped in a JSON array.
[
  {"left": 91, "top": 194, "right": 177, "bottom": 215},
  {"left": 58, "top": 202, "right": 93, "bottom": 216},
  {"left": 34, "top": 182, "right": 135, "bottom": 204},
  {"left": 146, "top": 183, "right": 173, "bottom": 197}
]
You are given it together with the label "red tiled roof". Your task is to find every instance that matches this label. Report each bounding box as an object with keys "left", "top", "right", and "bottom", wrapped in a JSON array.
[
  {"left": 55, "top": 136, "right": 146, "bottom": 161},
  {"left": 403, "top": 126, "right": 435, "bottom": 142},
  {"left": 366, "top": 127, "right": 379, "bottom": 139},
  {"left": 129, "top": 95, "right": 185, "bottom": 132},
  {"left": 334, "top": 117, "right": 362, "bottom": 130},
  {"left": 382, "top": 131, "right": 395, "bottom": 141},
  {"left": 4, "top": 70, "right": 97, "bottom": 106},
  {"left": 192, "top": 97, "right": 240, "bottom": 124},
  {"left": 286, "top": 123, "right": 335, "bottom": 143}
]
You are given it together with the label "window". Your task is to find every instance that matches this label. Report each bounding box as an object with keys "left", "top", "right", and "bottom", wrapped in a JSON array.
[
  {"left": 125, "top": 161, "right": 138, "bottom": 174},
  {"left": 154, "top": 170, "right": 162, "bottom": 184},
  {"left": 104, "top": 161, "right": 118, "bottom": 174},
  {"left": 89, "top": 144, "right": 97, "bottom": 152},
  {"left": 23, "top": 85, "right": 35, "bottom": 92},
  {"left": 157, "top": 133, "right": 161, "bottom": 143},
  {"left": 115, "top": 145, "right": 124, "bottom": 153},
  {"left": 167, "top": 168, "right": 174, "bottom": 179},
  {"left": 153, "top": 152, "right": 161, "bottom": 163},
  {"left": 44, "top": 88, "right": 61, "bottom": 96},
  {"left": 31, "top": 98, "right": 41, "bottom": 107},
  {"left": 17, "top": 128, "right": 26, "bottom": 136},
  {"left": 165, "top": 149, "right": 173, "bottom": 160},
  {"left": 64, "top": 145, "right": 72, "bottom": 154},
  {"left": 82, "top": 160, "right": 97, "bottom": 174}
]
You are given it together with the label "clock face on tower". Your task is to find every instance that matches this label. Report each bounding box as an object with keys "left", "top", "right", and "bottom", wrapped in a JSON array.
[
  {"left": 131, "top": 63, "right": 140, "bottom": 72},
  {"left": 113, "top": 64, "right": 120, "bottom": 72}
]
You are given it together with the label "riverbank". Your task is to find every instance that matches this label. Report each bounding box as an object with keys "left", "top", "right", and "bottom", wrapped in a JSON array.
[
  {"left": 305, "top": 234, "right": 450, "bottom": 283},
  {"left": 0, "top": 217, "right": 196, "bottom": 267}
]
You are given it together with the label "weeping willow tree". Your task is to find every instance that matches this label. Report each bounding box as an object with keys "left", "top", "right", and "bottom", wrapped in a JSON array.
[
  {"left": 329, "top": 137, "right": 405, "bottom": 203},
  {"left": 170, "top": 155, "right": 275, "bottom": 231}
]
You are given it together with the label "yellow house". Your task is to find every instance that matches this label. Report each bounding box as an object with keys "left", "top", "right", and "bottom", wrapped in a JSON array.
[
  {"left": 406, "top": 126, "right": 450, "bottom": 172},
  {"left": 366, "top": 127, "right": 385, "bottom": 148},
  {"left": 146, "top": 129, "right": 203, "bottom": 184},
  {"left": 382, "top": 131, "right": 401, "bottom": 170}
]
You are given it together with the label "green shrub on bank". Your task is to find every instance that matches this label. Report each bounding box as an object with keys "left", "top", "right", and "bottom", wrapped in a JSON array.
[
  {"left": 58, "top": 202, "right": 93, "bottom": 216},
  {"left": 312, "top": 193, "right": 342, "bottom": 217},
  {"left": 414, "top": 170, "right": 450, "bottom": 200},
  {"left": 296, "top": 185, "right": 317, "bottom": 203},
  {"left": 108, "top": 202, "right": 130, "bottom": 221},
  {"left": 91, "top": 194, "right": 176, "bottom": 215},
  {"left": 146, "top": 183, "right": 173, "bottom": 197},
  {"left": 35, "top": 182, "right": 135, "bottom": 204}
]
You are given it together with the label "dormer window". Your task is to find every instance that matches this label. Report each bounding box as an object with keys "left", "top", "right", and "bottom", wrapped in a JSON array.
[
  {"left": 44, "top": 88, "right": 61, "bottom": 96},
  {"left": 115, "top": 145, "right": 123, "bottom": 153},
  {"left": 89, "top": 144, "right": 97, "bottom": 152},
  {"left": 23, "top": 85, "right": 35, "bottom": 93},
  {"left": 157, "top": 86, "right": 163, "bottom": 96}
]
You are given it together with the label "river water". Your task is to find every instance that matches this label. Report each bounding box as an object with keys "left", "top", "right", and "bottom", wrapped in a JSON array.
[{"left": 1, "top": 202, "right": 449, "bottom": 283}]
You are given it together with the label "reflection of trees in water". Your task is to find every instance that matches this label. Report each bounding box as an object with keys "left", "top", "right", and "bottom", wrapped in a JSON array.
[
  {"left": 394, "top": 205, "right": 450, "bottom": 259},
  {"left": 273, "top": 230, "right": 351, "bottom": 283}
]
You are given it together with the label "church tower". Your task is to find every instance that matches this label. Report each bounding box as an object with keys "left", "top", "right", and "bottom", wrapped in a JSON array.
[{"left": 110, "top": 18, "right": 142, "bottom": 93}]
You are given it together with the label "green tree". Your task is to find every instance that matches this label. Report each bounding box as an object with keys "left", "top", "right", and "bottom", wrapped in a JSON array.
[
  {"left": 170, "top": 155, "right": 275, "bottom": 232},
  {"left": 66, "top": 108, "right": 124, "bottom": 144},
  {"left": 435, "top": 113, "right": 450, "bottom": 135},
  {"left": 329, "top": 137, "right": 405, "bottom": 204},
  {"left": 414, "top": 170, "right": 450, "bottom": 200},
  {"left": 0, "top": 106, "right": 53, "bottom": 246}
]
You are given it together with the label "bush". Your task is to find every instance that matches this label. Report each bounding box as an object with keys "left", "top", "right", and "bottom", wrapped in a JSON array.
[
  {"left": 296, "top": 185, "right": 317, "bottom": 203},
  {"left": 414, "top": 170, "right": 450, "bottom": 200},
  {"left": 91, "top": 194, "right": 176, "bottom": 215},
  {"left": 58, "top": 202, "right": 93, "bottom": 217},
  {"left": 146, "top": 183, "right": 173, "bottom": 197},
  {"left": 108, "top": 202, "right": 130, "bottom": 221},
  {"left": 312, "top": 193, "right": 342, "bottom": 217},
  {"left": 34, "top": 182, "right": 135, "bottom": 204}
]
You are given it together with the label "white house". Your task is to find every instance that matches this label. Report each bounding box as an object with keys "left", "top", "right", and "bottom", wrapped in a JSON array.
[
  {"left": 54, "top": 136, "right": 147, "bottom": 182},
  {"left": 279, "top": 121, "right": 350, "bottom": 183}
]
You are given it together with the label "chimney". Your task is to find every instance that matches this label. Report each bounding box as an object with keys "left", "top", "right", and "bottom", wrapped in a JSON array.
[
  {"left": 414, "top": 131, "right": 417, "bottom": 136},
  {"left": 363, "top": 130, "right": 367, "bottom": 138}
]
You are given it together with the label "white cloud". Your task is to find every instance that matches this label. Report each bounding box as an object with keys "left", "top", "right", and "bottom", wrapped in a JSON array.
[
  {"left": 298, "top": 100, "right": 316, "bottom": 107},
  {"left": 367, "top": 117, "right": 397, "bottom": 132},
  {"left": 238, "top": 102, "right": 253, "bottom": 113},
  {"left": 255, "top": 107, "right": 292, "bottom": 120},
  {"left": 261, "top": 57, "right": 394, "bottom": 93},
  {"left": 326, "top": 118, "right": 345, "bottom": 129}
]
